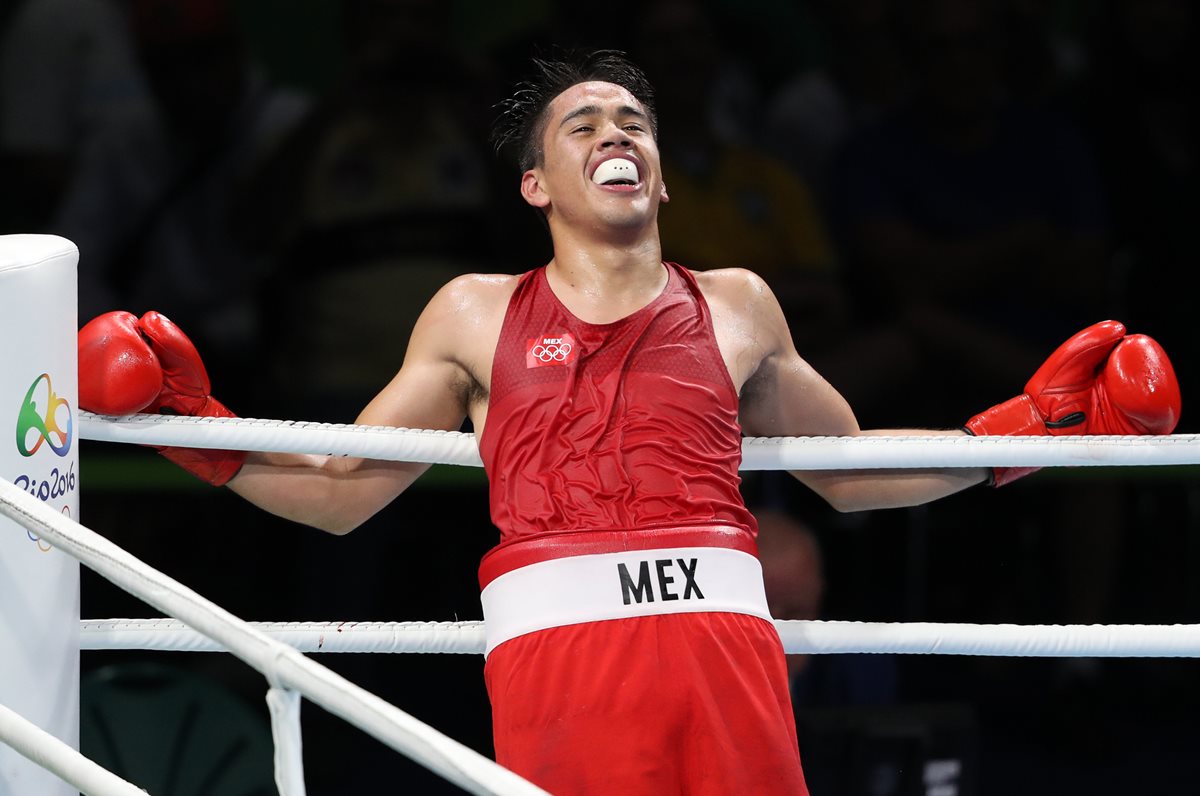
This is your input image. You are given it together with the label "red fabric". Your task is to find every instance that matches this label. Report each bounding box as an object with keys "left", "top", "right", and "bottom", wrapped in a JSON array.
[
  {"left": 486, "top": 612, "right": 808, "bottom": 795},
  {"left": 478, "top": 525, "right": 757, "bottom": 589},
  {"left": 479, "top": 263, "right": 807, "bottom": 792},
  {"left": 480, "top": 263, "right": 756, "bottom": 555}
]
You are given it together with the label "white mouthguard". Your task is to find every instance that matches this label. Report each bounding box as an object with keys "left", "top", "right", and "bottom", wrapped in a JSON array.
[{"left": 591, "top": 158, "right": 640, "bottom": 185}]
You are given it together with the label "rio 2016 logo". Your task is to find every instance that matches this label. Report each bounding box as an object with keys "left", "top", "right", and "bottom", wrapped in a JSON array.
[
  {"left": 16, "top": 373, "right": 73, "bottom": 457},
  {"left": 12, "top": 373, "right": 75, "bottom": 553}
]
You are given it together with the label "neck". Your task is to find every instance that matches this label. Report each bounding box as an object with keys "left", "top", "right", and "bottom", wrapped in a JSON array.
[
  {"left": 546, "top": 221, "right": 664, "bottom": 289},
  {"left": 543, "top": 227, "right": 668, "bottom": 323}
]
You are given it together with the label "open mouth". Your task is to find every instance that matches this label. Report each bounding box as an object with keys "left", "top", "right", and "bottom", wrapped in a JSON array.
[{"left": 591, "top": 158, "right": 640, "bottom": 188}]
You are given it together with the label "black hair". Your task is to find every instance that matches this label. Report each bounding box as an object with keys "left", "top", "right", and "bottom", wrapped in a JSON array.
[{"left": 491, "top": 49, "right": 658, "bottom": 172}]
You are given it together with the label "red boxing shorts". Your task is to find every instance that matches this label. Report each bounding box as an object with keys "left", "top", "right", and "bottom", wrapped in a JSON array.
[{"left": 481, "top": 541, "right": 810, "bottom": 795}]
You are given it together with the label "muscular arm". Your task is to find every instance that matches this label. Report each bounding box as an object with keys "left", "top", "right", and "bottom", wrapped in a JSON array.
[
  {"left": 227, "top": 275, "right": 503, "bottom": 533},
  {"left": 711, "top": 269, "right": 986, "bottom": 512}
]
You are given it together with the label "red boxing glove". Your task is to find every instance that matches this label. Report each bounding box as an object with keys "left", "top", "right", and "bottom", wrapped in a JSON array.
[
  {"left": 966, "top": 320, "right": 1181, "bottom": 486},
  {"left": 78, "top": 311, "right": 163, "bottom": 415},
  {"left": 137, "top": 311, "right": 236, "bottom": 420},
  {"left": 78, "top": 310, "right": 245, "bottom": 486}
]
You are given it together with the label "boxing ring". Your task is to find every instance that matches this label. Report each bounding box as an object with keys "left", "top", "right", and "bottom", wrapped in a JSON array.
[
  {"left": 3, "top": 236, "right": 1200, "bottom": 794},
  {"left": 6, "top": 420, "right": 1200, "bottom": 794}
]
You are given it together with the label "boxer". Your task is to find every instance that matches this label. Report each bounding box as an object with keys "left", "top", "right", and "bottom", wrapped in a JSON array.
[{"left": 78, "top": 50, "right": 1181, "bottom": 795}]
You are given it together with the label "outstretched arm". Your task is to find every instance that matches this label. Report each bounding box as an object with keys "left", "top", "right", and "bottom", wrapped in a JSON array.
[
  {"left": 228, "top": 371, "right": 469, "bottom": 534},
  {"left": 227, "top": 278, "right": 490, "bottom": 533},
  {"left": 730, "top": 274, "right": 1180, "bottom": 511},
  {"left": 739, "top": 342, "right": 985, "bottom": 512},
  {"left": 722, "top": 271, "right": 986, "bottom": 512},
  {"left": 79, "top": 276, "right": 503, "bottom": 535}
]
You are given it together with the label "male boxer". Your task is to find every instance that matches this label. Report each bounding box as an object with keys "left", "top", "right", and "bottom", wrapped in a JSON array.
[{"left": 79, "top": 51, "right": 1181, "bottom": 795}]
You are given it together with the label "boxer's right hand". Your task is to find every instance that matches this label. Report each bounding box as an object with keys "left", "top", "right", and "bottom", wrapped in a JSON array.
[{"left": 79, "top": 310, "right": 246, "bottom": 486}]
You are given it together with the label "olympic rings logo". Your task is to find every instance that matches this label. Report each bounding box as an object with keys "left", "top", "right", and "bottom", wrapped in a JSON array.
[
  {"left": 526, "top": 333, "right": 578, "bottom": 369},
  {"left": 16, "top": 373, "right": 73, "bottom": 457},
  {"left": 23, "top": 506, "right": 69, "bottom": 553},
  {"left": 531, "top": 341, "right": 573, "bottom": 362}
]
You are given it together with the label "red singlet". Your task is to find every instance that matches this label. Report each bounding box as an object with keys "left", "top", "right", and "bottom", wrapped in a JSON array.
[{"left": 478, "top": 263, "right": 808, "bottom": 795}]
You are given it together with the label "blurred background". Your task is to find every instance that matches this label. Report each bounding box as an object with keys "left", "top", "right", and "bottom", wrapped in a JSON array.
[{"left": 3, "top": 0, "right": 1199, "bottom": 793}]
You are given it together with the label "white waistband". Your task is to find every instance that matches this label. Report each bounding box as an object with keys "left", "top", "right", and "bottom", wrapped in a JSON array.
[{"left": 480, "top": 546, "right": 771, "bottom": 655}]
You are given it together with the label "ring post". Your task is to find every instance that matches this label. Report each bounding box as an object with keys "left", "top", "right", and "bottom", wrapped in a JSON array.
[{"left": 0, "top": 234, "right": 80, "bottom": 795}]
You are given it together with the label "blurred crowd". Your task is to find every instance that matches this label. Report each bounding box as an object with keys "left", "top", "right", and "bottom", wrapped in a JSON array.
[
  {"left": 4, "top": 0, "right": 1200, "bottom": 793},
  {"left": 3, "top": 0, "right": 1197, "bottom": 424}
]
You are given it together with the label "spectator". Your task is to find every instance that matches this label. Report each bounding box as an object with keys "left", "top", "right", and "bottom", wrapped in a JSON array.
[{"left": 757, "top": 508, "right": 899, "bottom": 706}]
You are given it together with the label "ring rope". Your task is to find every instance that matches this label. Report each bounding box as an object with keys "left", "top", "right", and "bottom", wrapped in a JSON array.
[
  {"left": 0, "top": 476, "right": 547, "bottom": 796},
  {"left": 0, "top": 703, "right": 146, "bottom": 796},
  {"left": 80, "top": 412, "right": 1200, "bottom": 469},
  {"left": 82, "top": 619, "right": 489, "bottom": 655},
  {"left": 79, "top": 618, "right": 1200, "bottom": 658}
]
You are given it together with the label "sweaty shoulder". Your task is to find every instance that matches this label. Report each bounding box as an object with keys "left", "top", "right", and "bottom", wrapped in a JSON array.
[
  {"left": 425, "top": 273, "right": 520, "bottom": 328},
  {"left": 691, "top": 267, "right": 791, "bottom": 392},
  {"left": 692, "top": 267, "right": 782, "bottom": 321},
  {"left": 411, "top": 272, "right": 521, "bottom": 388}
]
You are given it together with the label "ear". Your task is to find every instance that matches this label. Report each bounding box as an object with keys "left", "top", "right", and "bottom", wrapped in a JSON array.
[
  {"left": 520, "top": 169, "right": 550, "bottom": 209},
  {"left": 660, "top": 181, "right": 669, "bottom": 204}
]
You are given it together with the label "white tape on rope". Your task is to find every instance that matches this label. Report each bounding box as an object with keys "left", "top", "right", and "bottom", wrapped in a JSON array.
[
  {"left": 79, "top": 618, "right": 1200, "bottom": 658},
  {"left": 79, "top": 412, "right": 1200, "bottom": 470}
]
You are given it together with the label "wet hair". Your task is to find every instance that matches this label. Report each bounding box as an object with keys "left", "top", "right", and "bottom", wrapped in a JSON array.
[{"left": 491, "top": 49, "right": 658, "bottom": 172}]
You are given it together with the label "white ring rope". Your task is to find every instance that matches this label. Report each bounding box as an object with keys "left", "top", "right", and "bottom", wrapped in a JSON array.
[
  {"left": 0, "top": 703, "right": 146, "bottom": 796},
  {"left": 0, "top": 477, "right": 547, "bottom": 796},
  {"left": 81, "top": 620, "right": 489, "bottom": 655},
  {"left": 81, "top": 412, "right": 484, "bottom": 466},
  {"left": 73, "top": 413, "right": 1200, "bottom": 660},
  {"left": 79, "top": 618, "right": 1200, "bottom": 658},
  {"left": 79, "top": 411, "right": 1200, "bottom": 469}
]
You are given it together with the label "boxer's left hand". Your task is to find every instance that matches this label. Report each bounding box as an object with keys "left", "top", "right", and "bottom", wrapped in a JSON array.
[{"left": 965, "top": 320, "right": 1181, "bottom": 486}]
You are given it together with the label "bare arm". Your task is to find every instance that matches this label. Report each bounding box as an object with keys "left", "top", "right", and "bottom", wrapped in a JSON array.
[
  {"left": 227, "top": 275, "right": 503, "bottom": 533},
  {"left": 791, "top": 429, "right": 985, "bottom": 513},
  {"left": 714, "top": 269, "right": 986, "bottom": 512}
]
